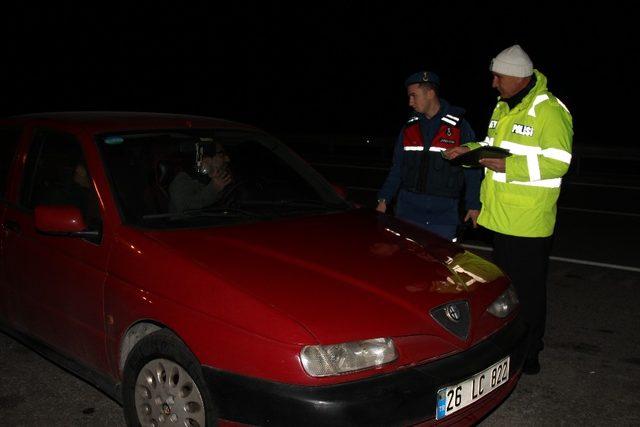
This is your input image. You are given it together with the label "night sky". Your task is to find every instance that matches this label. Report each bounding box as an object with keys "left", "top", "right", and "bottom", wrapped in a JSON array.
[{"left": 1, "top": 2, "right": 634, "bottom": 146}]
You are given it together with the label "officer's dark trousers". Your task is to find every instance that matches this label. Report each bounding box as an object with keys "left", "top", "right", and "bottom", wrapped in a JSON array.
[
  {"left": 395, "top": 190, "right": 459, "bottom": 241},
  {"left": 492, "top": 232, "right": 553, "bottom": 360}
]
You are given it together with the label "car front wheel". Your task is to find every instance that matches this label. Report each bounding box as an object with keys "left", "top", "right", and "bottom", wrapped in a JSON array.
[{"left": 122, "top": 329, "right": 218, "bottom": 427}]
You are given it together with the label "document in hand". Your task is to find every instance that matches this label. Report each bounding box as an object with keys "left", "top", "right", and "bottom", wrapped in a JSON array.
[{"left": 447, "top": 146, "right": 511, "bottom": 167}]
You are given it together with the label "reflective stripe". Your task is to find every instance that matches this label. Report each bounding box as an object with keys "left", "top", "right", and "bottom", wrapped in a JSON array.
[
  {"left": 404, "top": 146, "right": 424, "bottom": 151},
  {"left": 407, "top": 116, "right": 419, "bottom": 123},
  {"left": 528, "top": 94, "right": 549, "bottom": 117},
  {"left": 492, "top": 173, "right": 506, "bottom": 182},
  {"left": 441, "top": 117, "right": 457, "bottom": 126},
  {"left": 516, "top": 178, "right": 562, "bottom": 188},
  {"left": 527, "top": 151, "right": 541, "bottom": 181},
  {"left": 495, "top": 141, "right": 570, "bottom": 185},
  {"left": 501, "top": 140, "right": 571, "bottom": 164},
  {"left": 501, "top": 140, "right": 540, "bottom": 182},
  {"left": 542, "top": 148, "right": 572, "bottom": 164},
  {"left": 556, "top": 97, "right": 570, "bottom": 114},
  {"left": 429, "top": 146, "right": 446, "bottom": 152},
  {"left": 480, "top": 137, "right": 494, "bottom": 147},
  {"left": 492, "top": 172, "right": 562, "bottom": 188},
  {"left": 446, "top": 114, "right": 460, "bottom": 122},
  {"left": 500, "top": 140, "right": 540, "bottom": 155}
]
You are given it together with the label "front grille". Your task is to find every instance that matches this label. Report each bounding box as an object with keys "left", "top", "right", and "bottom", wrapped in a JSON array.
[{"left": 430, "top": 300, "right": 470, "bottom": 340}]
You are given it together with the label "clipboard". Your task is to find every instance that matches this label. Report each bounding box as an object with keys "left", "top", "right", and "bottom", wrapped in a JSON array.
[{"left": 447, "top": 146, "right": 511, "bottom": 167}]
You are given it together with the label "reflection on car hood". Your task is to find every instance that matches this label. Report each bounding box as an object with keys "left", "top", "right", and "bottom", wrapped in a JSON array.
[{"left": 144, "top": 210, "right": 506, "bottom": 344}]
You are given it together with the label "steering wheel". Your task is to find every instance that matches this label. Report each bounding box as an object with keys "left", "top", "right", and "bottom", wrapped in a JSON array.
[{"left": 215, "top": 179, "right": 245, "bottom": 207}]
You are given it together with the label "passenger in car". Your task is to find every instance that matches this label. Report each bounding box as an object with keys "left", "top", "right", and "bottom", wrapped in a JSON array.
[
  {"left": 40, "top": 162, "right": 101, "bottom": 228},
  {"left": 168, "top": 143, "right": 232, "bottom": 213},
  {"left": 69, "top": 163, "right": 101, "bottom": 227}
]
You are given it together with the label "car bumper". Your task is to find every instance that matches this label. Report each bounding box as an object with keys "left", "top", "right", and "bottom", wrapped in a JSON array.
[{"left": 203, "top": 315, "right": 527, "bottom": 426}]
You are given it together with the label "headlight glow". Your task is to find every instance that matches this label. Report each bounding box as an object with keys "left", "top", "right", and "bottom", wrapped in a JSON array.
[
  {"left": 487, "top": 285, "right": 519, "bottom": 318},
  {"left": 300, "top": 338, "right": 397, "bottom": 377}
]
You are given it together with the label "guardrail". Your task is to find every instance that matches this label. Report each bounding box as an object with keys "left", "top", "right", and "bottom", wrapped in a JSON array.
[
  {"left": 279, "top": 134, "right": 640, "bottom": 180},
  {"left": 570, "top": 146, "right": 640, "bottom": 178}
]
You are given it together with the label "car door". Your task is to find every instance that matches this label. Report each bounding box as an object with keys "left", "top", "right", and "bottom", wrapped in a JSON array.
[
  {"left": 0, "top": 126, "right": 23, "bottom": 322},
  {"left": 2, "top": 127, "right": 111, "bottom": 371}
]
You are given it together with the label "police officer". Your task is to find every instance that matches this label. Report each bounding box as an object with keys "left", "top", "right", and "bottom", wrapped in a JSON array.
[
  {"left": 445, "top": 45, "right": 573, "bottom": 374},
  {"left": 377, "top": 71, "right": 481, "bottom": 241}
]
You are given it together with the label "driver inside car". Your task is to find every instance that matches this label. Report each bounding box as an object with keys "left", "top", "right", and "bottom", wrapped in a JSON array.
[{"left": 168, "top": 142, "right": 232, "bottom": 213}]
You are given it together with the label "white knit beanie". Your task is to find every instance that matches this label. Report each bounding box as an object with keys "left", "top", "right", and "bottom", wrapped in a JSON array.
[{"left": 490, "top": 45, "right": 533, "bottom": 77}]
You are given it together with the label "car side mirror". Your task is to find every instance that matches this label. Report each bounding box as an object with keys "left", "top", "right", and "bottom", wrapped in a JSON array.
[{"left": 35, "top": 205, "right": 100, "bottom": 240}]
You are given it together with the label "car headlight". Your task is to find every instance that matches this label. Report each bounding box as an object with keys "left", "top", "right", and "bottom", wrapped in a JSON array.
[
  {"left": 487, "top": 285, "right": 519, "bottom": 318},
  {"left": 300, "top": 338, "right": 397, "bottom": 377}
]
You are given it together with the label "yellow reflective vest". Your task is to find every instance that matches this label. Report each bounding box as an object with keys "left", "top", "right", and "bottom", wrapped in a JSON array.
[{"left": 466, "top": 69, "right": 573, "bottom": 237}]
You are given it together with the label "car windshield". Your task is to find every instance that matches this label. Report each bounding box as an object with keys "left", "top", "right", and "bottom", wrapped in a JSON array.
[{"left": 98, "top": 129, "right": 350, "bottom": 229}]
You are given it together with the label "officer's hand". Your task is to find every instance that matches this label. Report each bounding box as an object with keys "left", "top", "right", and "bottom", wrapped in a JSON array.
[
  {"left": 479, "top": 158, "right": 506, "bottom": 172},
  {"left": 376, "top": 200, "right": 387, "bottom": 213},
  {"left": 464, "top": 209, "right": 480, "bottom": 228},
  {"left": 443, "top": 146, "right": 470, "bottom": 160}
]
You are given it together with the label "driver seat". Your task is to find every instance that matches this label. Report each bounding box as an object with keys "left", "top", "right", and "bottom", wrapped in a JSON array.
[{"left": 147, "top": 159, "right": 176, "bottom": 214}]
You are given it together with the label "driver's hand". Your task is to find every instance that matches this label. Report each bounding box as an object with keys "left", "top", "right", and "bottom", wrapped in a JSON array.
[{"left": 210, "top": 168, "right": 232, "bottom": 191}]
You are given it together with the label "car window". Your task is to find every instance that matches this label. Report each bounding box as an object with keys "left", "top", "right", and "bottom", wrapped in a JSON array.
[
  {"left": 21, "top": 130, "right": 102, "bottom": 228},
  {"left": 0, "top": 127, "right": 22, "bottom": 199},
  {"left": 97, "top": 129, "right": 350, "bottom": 228}
]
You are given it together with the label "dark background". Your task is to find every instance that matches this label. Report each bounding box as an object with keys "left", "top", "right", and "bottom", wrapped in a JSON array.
[{"left": 1, "top": 2, "right": 634, "bottom": 146}]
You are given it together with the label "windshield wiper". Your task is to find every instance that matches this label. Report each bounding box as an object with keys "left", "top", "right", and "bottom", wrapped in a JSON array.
[
  {"left": 240, "top": 199, "right": 348, "bottom": 209},
  {"left": 142, "top": 206, "right": 268, "bottom": 221}
]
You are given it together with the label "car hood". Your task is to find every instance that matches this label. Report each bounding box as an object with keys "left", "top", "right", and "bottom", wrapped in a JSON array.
[{"left": 143, "top": 210, "right": 506, "bottom": 346}]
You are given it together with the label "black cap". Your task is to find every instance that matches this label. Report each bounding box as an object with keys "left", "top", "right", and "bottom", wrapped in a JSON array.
[{"left": 404, "top": 71, "right": 440, "bottom": 87}]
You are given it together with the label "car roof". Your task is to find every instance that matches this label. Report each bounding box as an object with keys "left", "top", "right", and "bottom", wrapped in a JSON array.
[{"left": 0, "top": 111, "right": 258, "bottom": 134}]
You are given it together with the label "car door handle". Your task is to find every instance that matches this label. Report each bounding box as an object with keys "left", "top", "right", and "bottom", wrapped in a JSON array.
[{"left": 3, "top": 220, "right": 21, "bottom": 234}]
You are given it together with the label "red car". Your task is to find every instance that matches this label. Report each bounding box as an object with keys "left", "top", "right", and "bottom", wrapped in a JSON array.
[{"left": 0, "top": 113, "right": 526, "bottom": 426}]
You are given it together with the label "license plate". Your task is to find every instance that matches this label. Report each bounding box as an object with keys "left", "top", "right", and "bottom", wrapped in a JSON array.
[{"left": 436, "top": 356, "right": 510, "bottom": 420}]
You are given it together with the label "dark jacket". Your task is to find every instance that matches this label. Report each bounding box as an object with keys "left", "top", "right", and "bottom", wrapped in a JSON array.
[{"left": 378, "top": 99, "right": 481, "bottom": 211}]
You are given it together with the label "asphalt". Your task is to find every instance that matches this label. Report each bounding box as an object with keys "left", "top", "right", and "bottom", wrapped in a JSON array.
[
  {"left": 0, "top": 332, "right": 126, "bottom": 426},
  {"left": 479, "top": 256, "right": 640, "bottom": 425}
]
